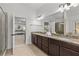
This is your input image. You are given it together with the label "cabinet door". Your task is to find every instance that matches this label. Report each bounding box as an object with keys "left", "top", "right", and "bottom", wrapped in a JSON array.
[
  {"left": 49, "top": 39, "right": 59, "bottom": 56},
  {"left": 42, "top": 37, "right": 49, "bottom": 47},
  {"left": 31, "top": 34, "right": 38, "bottom": 45},
  {"left": 60, "top": 47, "right": 79, "bottom": 56},
  {"left": 34, "top": 35, "right": 38, "bottom": 45},
  {"left": 41, "top": 37, "right": 49, "bottom": 54},
  {"left": 42, "top": 45, "right": 48, "bottom": 54},
  {"left": 49, "top": 44, "right": 59, "bottom": 56},
  {"left": 31, "top": 34, "right": 36, "bottom": 44},
  {"left": 31, "top": 34, "right": 35, "bottom": 44},
  {"left": 38, "top": 36, "right": 42, "bottom": 49}
]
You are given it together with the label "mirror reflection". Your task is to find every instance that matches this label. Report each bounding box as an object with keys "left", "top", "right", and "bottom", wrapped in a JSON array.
[{"left": 75, "top": 22, "right": 79, "bottom": 34}]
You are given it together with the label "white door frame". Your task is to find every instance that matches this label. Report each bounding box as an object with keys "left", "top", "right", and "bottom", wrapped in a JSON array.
[
  {"left": 12, "top": 15, "right": 16, "bottom": 55},
  {"left": 12, "top": 16, "right": 27, "bottom": 54}
]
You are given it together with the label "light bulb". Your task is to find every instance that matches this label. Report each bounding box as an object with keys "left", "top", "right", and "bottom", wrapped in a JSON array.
[
  {"left": 66, "top": 7, "right": 70, "bottom": 10},
  {"left": 64, "top": 4, "right": 70, "bottom": 10},
  {"left": 58, "top": 6, "right": 64, "bottom": 13}
]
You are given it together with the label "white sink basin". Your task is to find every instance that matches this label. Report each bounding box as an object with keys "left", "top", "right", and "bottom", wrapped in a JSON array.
[{"left": 46, "top": 32, "right": 51, "bottom": 36}]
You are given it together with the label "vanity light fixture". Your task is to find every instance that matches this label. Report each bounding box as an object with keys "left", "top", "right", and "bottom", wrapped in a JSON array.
[
  {"left": 64, "top": 3, "right": 70, "bottom": 10},
  {"left": 58, "top": 5, "right": 64, "bottom": 13},
  {"left": 58, "top": 3, "right": 79, "bottom": 13},
  {"left": 58, "top": 3, "right": 71, "bottom": 13}
]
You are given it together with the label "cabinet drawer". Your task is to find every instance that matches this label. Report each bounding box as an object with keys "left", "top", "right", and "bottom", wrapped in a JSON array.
[
  {"left": 42, "top": 39, "right": 48, "bottom": 43},
  {"left": 49, "top": 38, "right": 59, "bottom": 45},
  {"left": 42, "top": 37, "right": 48, "bottom": 40},
  {"left": 60, "top": 47, "right": 79, "bottom": 56}
]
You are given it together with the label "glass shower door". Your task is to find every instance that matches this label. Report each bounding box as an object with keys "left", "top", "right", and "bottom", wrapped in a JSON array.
[{"left": 0, "top": 7, "right": 6, "bottom": 55}]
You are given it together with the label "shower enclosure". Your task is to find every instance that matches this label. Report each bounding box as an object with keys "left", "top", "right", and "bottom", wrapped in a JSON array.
[{"left": 0, "top": 7, "right": 6, "bottom": 55}]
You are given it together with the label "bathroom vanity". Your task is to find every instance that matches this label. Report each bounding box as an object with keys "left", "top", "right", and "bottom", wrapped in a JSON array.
[{"left": 31, "top": 32, "right": 79, "bottom": 56}]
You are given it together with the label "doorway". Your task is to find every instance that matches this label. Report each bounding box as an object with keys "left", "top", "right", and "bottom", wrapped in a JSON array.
[
  {"left": 14, "top": 17, "right": 26, "bottom": 47},
  {"left": 12, "top": 16, "right": 26, "bottom": 51}
]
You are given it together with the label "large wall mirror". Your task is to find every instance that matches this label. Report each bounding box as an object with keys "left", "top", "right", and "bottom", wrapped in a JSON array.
[
  {"left": 75, "top": 22, "right": 79, "bottom": 34},
  {"left": 44, "top": 22, "right": 49, "bottom": 32}
]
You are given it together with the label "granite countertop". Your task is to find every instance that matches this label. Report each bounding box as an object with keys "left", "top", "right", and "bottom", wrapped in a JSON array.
[{"left": 32, "top": 32, "right": 79, "bottom": 45}]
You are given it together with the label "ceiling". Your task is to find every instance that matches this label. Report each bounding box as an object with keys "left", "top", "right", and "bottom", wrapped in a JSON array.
[
  {"left": 22, "top": 3, "right": 60, "bottom": 17},
  {"left": 0, "top": 3, "right": 60, "bottom": 17},
  {"left": 36, "top": 3, "right": 60, "bottom": 17}
]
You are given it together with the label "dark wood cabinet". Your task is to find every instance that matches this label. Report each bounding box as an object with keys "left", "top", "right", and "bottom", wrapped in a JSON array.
[
  {"left": 31, "top": 34, "right": 38, "bottom": 45},
  {"left": 49, "top": 39, "right": 59, "bottom": 56},
  {"left": 31, "top": 34, "right": 35, "bottom": 44},
  {"left": 41, "top": 36, "right": 49, "bottom": 54},
  {"left": 34, "top": 36, "right": 38, "bottom": 45},
  {"left": 42, "top": 37, "right": 49, "bottom": 47},
  {"left": 60, "top": 47, "right": 79, "bottom": 56},
  {"left": 31, "top": 33, "right": 79, "bottom": 56},
  {"left": 31, "top": 34, "right": 49, "bottom": 54},
  {"left": 42, "top": 45, "right": 48, "bottom": 54},
  {"left": 37, "top": 35, "right": 42, "bottom": 49}
]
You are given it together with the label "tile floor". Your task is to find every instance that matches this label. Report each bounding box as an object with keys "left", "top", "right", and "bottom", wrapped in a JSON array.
[
  {"left": 6, "top": 44, "right": 47, "bottom": 56},
  {"left": 15, "top": 35, "right": 25, "bottom": 46}
]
